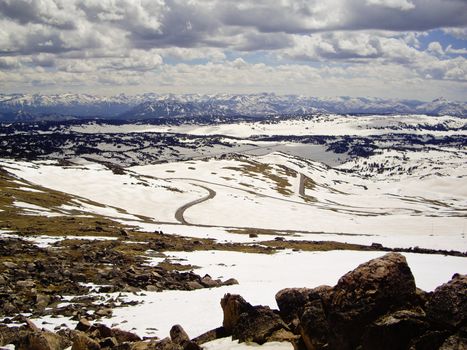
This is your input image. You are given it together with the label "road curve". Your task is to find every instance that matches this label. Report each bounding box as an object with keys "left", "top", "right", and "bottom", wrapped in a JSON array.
[{"left": 175, "top": 184, "right": 216, "bottom": 224}]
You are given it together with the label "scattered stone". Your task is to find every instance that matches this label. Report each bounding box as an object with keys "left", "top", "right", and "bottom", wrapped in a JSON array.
[
  {"left": 222, "top": 278, "right": 239, "bottom": 286},
  {"left": 75, "top": 319, "right": 92, "bottom": 332},
  {"left": 119, "top": 229, "right": 130, "bottom": 237},
  {"left": 111, "top": 328, "right": 141, "bottom": 343},
  {"left": 2, "top": 262, "right": 18, "bottom": 269},
  {"left": 200, "top": 275, "right": 219, "bottom": 288},
  {"left": 95, "top": 308, "right": 113, "bottom": 318}
]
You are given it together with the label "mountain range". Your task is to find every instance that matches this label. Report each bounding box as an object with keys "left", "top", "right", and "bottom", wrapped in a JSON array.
[{"left": 0, "top": 93, "right": 465, "bottom": 122}]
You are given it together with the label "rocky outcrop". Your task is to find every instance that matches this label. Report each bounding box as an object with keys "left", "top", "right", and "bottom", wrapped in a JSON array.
[
  {"left": 272, "top": 253, "right": 465, "bottom": 350},
  {"left": 1, "top": 253, "right": 465, "bottom": 350}
]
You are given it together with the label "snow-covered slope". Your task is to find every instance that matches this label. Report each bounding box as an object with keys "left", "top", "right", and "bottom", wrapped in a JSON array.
[
  {"left": 2, "top": 148, "right": 465, "bottom": 251},
  {"left": 69, "top": 114, "right": 466, "bottom": 137}
]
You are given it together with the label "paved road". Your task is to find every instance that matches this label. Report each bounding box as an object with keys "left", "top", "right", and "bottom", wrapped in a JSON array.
[{"left": 174, "top": 184, "right": 216, "bottom": 224}]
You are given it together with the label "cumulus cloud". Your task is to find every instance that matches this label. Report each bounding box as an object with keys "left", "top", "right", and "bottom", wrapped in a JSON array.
[{"left": 0, "top": 0, "right": 466, "bottom": 99}]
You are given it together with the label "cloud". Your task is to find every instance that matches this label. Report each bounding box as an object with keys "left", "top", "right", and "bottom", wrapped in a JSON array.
[
  {"left": 0, "top": 0, "right": 466, "bottom": 100},
  {"left": 366, "top": 0, "right": 415, "bottom": 11}
]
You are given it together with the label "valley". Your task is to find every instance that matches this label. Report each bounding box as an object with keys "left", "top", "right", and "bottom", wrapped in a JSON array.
[{"left": 0, "top": 112, "right": 466, "bottom": 348}]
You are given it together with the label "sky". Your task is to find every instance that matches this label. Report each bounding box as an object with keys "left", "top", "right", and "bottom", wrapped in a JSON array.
[{"left": 0, "top": 0, "right": 466, "bottom": 101}]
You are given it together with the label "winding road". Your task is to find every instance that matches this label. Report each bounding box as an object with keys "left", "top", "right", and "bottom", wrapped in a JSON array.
[{"left": 174, "top": 184, "right": 216, "bottom": 224}]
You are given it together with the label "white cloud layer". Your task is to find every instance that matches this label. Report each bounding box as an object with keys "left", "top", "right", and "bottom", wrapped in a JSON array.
[{"left": 0, "top": 0, "right": 466, "bottom": 100}]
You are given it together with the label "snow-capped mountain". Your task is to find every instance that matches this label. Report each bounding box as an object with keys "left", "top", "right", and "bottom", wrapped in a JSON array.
[{"left": 0, "top": 93, "right": 465, "bottom": 121}]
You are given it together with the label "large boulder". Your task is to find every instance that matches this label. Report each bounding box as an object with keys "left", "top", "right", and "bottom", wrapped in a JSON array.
[
  {"left": 426, "top": 273, "right": 466, "bottom": 330},
  {"left": 327, "top": 253, "right": 417, "bottom": 350}
]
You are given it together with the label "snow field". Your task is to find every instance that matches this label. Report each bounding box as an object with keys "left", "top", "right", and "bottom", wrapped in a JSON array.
[{"left": 31, "top": 250, "right": 467, "bottom": 339}]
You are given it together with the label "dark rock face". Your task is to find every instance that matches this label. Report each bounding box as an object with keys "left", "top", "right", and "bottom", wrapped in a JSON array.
[
  {"left": 299, "top": 296, "right": 330, "bottom": 350},
  {"left": 276, "top": 288, "right": 313, "bottom": 324},
  {"left": 327, "top": 252, "right": 418, "bottom": 349},
  {"left": 360, "top": 309, "right": 429, "bottom": 350},
  {"left": 426, "top": 273, "right": 467, "bottom": 329}
]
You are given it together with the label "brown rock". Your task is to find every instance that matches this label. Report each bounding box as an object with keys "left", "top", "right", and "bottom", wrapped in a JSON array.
[
  {"left": 111, "top": 328, "right": 141, "bottom": 343},
  {"left": 17, "top": 331, "right": 64, "bottom": 350},
  {"left": 99, "top": 337, "right": 118, "bottom": 348},
  {"left": 0, "top": 325, "right": 20, "bottom": 347},
  {"left": 24, "top": 318, "right": 40, "bottom": 332},
  {"left": 200, "top": 275, "right": 219, "bottom": 288},
  {"left": 276, "top": 288, "right": 312, "bottom": 324},
  {"left": 222, "top": 278, "right": 239, "bottom": 286},
  {"left": 220, "top": 294, "right": 252, "bottom": 333},
  {"left": 36, "top": 294, "right": 51, "bottom": 311},
  {"left": 93, "top": 323, "right": 113, "bottom": 339},
  {"left": 327, "top": 253, "right": 417, "bottom": 350},
  {"left": 267, "top": 328, "right": 300, "bottom": 344},
  {"left": 192, "top": 327, "right": 228, "bottom": 345},
  {"left": 150, "top": 337, "right": 182, "bottom": 350},
  {"left": 3, "top": 262, "right": 18, "bottom": 269},
  {"left": 221, "top": 293, "right": 291, "bottom": 345},
  {"left": 71, "top": 332, "right": 100, "bottom": 350},
  {"left": 231, "top": 305, "right": 290, "bottom": 345},
  {"left": 426, "top": 274, "right": 467, "bottom": 329},
  {"left": 16, "top": 279, "right": 36, "bottom": 289},
  {"left": 299, "top": 298, "right": 329, "bottom": 350},
  {"left": 75, "top": 319, "right": 92, "bottom": 332},
  {"left": 95, "top": 308, "right": 113, "bottom": 318},
  {"left": 186, "top": 281, "right": 203, "bottom": 290},
  {"left": 169, "top": 325, "right": 189, "bottom": 345}
]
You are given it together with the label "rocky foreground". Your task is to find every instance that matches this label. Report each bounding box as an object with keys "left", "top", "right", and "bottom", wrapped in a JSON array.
[{"left": 0, "top": 252, "right": 465, "bottom": 350}]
